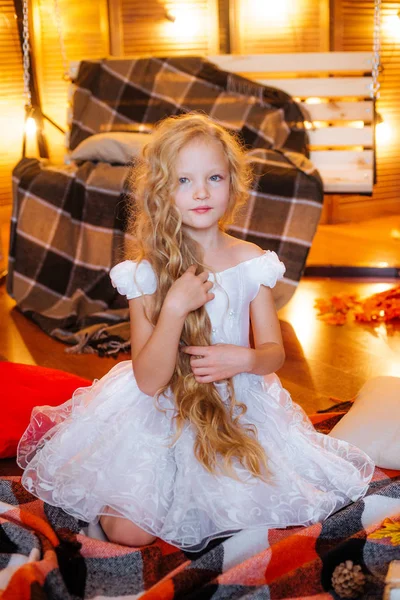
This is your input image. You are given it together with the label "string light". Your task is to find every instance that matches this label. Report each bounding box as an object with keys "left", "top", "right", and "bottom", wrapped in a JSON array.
[{"left": 25, "top": 116, "right": 36, "bottom": 135}]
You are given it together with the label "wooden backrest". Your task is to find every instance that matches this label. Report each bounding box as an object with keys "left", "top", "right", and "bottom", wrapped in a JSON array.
[
  {"left": 69, "top": 51, "right": 375, "bottom": 194},
  {"left": 209, "top": 52, "right": 375, "bottom": 194}
]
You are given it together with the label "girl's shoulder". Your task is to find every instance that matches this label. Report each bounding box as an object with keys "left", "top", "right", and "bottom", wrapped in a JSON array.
[
  {"left": 229, "top": 241, "right": 286, "bottom": 289},
  {"left": 110, "top": 259, "right": 157, "bottom": 299}
]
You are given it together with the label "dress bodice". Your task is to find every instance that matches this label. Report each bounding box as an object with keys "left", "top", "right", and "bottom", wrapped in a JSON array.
[{"left": 110, "top": 251, "right": 286, "bottom": 347}]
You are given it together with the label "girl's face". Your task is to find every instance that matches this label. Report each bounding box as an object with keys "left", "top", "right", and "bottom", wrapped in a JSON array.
[{"left": 172, "top": 137, "right": 230, "bottom": 234}]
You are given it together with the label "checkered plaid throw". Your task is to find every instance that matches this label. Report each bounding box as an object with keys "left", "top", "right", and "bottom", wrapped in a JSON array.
[
  {"left": 8, "top": 57, "right": 323, "bottom": 354},
  {"left": 1, "top": 411, "right": 399, "bottom": 599}
]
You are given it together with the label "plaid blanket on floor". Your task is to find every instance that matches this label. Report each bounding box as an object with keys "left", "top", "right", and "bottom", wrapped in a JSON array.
[
  {"left": 1, "top": 412, "right": 399, "bottom": 599},
  {"left": 8, "top": 57, "right": 323, "bottom": 355}
]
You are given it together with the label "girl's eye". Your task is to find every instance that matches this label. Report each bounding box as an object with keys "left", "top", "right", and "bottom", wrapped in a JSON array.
[
  {"left": 210, "top": 174, "right": 222, "bottom": 182},
  {"left": 179, "top": 177, "right": 189, "bottom": 184}
]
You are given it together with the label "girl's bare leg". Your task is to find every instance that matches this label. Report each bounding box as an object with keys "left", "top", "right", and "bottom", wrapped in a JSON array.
[{"left": 100, "top": 507, "right": 156, "bottom": 547}]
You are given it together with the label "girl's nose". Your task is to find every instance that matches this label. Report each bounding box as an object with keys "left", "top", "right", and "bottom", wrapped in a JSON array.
[{"left": 193, "top": 183, "right": 209, "bottom": 200}]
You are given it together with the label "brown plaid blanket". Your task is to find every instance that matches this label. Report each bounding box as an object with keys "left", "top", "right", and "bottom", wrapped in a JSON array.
[
  {"left": 1, "top": 411, "right": 399, "bottom": 599},
  {"left": 8, "top": 57, "right": 323, "bottom": 355}
]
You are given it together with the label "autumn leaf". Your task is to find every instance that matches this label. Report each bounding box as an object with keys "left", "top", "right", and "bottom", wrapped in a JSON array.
[
  {"left": 315, "top": 285, "right": 400, "bottom": 326},
  {"left": 369, "top": 519, "right": 400, "bottom": 545}
]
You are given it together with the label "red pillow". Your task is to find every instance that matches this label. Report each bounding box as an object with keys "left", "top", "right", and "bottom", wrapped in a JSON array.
[{"left": 1, "top": 362, "right": 91, "bottom": 458}]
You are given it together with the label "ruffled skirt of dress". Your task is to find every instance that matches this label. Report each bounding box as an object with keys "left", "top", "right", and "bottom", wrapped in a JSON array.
[{"left": 17, "top": 361, "right": 374, "bottom": 552}]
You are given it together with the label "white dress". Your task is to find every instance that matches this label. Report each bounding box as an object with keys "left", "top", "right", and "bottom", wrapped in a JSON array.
[{"left": 17, "top": 251, "right": 374, "bottom": 552}]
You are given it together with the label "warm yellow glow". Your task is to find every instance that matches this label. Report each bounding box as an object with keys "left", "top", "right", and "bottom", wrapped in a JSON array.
[
  {"left": 304, "top": 121, "right": 313, "bottom": 130},
  {"left": 305, "top": 97, "right": 322, "bottom": 105},
  {"left": 312, "top": 121, "right": 327, "bottom": 129},
  {"left": 383, "top": 13, "right": 400, "bottom": 39},
  {"left": 25, "top": 116, "right": 37, "bottom": 136},
  {"left": 247, "top": 0, "right": 292, "bottom": 24},
  {"left": 376, "top": 120, "right": 392, "bottom": 145},
  {"left": 383, "top": 361, "right": 400, "bottom": 378},
  {"left": 348, "top": 120, "right": 365, "bottom": 129},
  {"left": 280, "top": 288, "right": 319, "bottom": 355},
  {"left": 163, "top": 4, "right": 202, "bottom": 39}
]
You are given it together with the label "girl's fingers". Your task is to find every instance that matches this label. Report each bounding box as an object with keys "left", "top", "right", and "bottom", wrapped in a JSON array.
[
  {"left": 190, "top": 357, "right": 209, "bottom": 367},
  {"left": 182, "top": 346, "right": 209, "bottom": 355},
  {"left": 198, "top": 270, "right": 209, "bottom": 282},
  {"left": 192, "top": 368, "right": 211, "bottom": 375}
]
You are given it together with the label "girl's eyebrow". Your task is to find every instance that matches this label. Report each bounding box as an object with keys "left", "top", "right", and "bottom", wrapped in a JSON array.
[{"left": 177, "top": 166, "right": 228, "bottom": 175}]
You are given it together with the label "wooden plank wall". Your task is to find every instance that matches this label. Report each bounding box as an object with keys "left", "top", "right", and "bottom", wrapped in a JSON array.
[
  {"left": 330, "top": 0, "right": 400, "bottom": 222},
  {"left": 0, "top": 0, "right": 25, "bottom": 206},
  {"left": 31, "top": 0, "right": 110, "bottom": 165},
  {"left": 229, "top": 0, "right": 330, "bottom": 53},
  {"left": 1, "top": 0, "right": 399, "bottom": 224},
  {"left": 120, "top": 0, "right": 219, "bottom": 56}
]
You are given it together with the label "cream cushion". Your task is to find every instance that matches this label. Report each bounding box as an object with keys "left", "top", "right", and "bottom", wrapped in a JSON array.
[
  {"left": 69, "top": 132, "right": 152, "bottom": 164},
  {"left": 329, "top": 376, "right": 400, "bottom": 470}
]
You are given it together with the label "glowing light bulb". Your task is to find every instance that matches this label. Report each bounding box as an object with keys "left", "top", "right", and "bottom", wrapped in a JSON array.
[
  {"left": 349, "top": 121, "right": 365, "bottom": 129},
  {"left": 305, "top": 98, "right": 322, "bottom": 105},
  {"left": 247, "top": 0, "right": 292, "bottom": 24},
  {"left": 25, "top": 116, "right": 36, "bottom": 135},
  {"left": 163, "top": 5, "right": 202, "bottom": 39},
  {"left": 384, "top": 13, "right": 400, "bottom": 39},
  {"left": 376, "top": 120, "right": 391, "bottom": 145}
]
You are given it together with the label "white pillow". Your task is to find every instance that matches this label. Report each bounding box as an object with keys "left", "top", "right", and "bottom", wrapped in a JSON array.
[
  {"left": 329, "top": 376, "right": 400, "bottom": 470},
  {"left": 69, "top": 132, "right": 152, "bottom": 164}
]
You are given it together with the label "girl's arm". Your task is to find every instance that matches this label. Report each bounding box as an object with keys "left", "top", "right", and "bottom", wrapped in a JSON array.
[
  {"left": 247, "top": 284, "right": 285, "bottom": 375},
  {"left": 129, "top": 266, "right": 214, "bottom": 396},
  {"left": 182, "top": 284, "right": 284, "bottom": 382}
]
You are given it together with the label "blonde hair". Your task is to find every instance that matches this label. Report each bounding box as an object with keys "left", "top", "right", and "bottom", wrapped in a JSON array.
[{"left": 127, "top": 112, "right": 268, "bottom": 480}]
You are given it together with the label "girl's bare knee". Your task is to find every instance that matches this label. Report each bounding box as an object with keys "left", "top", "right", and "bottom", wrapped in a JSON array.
[{"left": 100, "top": 513, "right": 156, "bottom": 547}]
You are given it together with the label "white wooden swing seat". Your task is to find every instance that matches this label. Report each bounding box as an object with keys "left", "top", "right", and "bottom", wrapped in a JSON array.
[
  {"left": 70, "top": 51, "right": 374, "bottom": 195},
  {"left": 210, "top": 52, "right": 375, "bottom": 195}
]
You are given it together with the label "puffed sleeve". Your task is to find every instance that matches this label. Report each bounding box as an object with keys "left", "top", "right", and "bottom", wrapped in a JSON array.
[
  {"left": 110, "top": 260, "right": 157, "bottom": 299},
  {"left": 250, "top": 251, "right": 286, "bottom": 291}
]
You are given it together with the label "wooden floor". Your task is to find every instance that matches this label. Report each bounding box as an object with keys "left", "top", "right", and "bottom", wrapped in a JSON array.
[
  {"left": 1, "top": 276, "right": 399, "bottom": 415},
  {"left": 1, "top": 205, "right": 400, "bottom": 415},
  {"left": 307, "top": 214, "right": 400, "bottom": 267}
]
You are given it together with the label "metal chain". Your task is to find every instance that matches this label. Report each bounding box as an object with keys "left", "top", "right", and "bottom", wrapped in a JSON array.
[
  {"left": 22, "top": 0, "right": 31, "bottom": 107},
  {"left": 53, "top": 0, "right": 70, "bottom": 80},
  {"left": 370, "top": 0, "right": 382, "bottom": 99}
]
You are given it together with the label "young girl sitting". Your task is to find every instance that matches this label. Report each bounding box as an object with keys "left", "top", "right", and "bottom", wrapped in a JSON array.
[{"left": 17, "top": 112, "right": 375, "bottom": 552}]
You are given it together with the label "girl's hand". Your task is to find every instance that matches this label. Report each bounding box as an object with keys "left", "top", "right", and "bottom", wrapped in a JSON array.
[
  {"left": 181, "top": 344, "right": 252, "bottom": 383},
  {"left": 164, "top": 265, "right": 215, "bottom": 318}
]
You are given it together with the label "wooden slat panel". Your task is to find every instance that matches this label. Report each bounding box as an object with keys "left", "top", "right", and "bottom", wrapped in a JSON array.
[
  {"left": 256, "top": 77, "right": 373, "bottom": 98},
  {"left": 310, "top": 150, "right": 373, "bottom": 193},
  {"left": 308, "top": 126, "right": 373, "bottom": 147},
  {"left": 121, "top": 0, "right": 219, "bottom": 56},
  {"left": 0, "top": 0, "right": 25, "bottom": 206},
  {"left": 330, "top": 0, "right": 400, "bottom": 221},
  {"left": 209, "top": 52, "right": 373, "bottom": 73},
  {"left": 300, "top": 101, "right": 373, "bottom": 122},
  {"left": 310, "top": 150, "right": 374, "bottom": 167},
  {"left": 322, "top": 179, "right": 373, "bottom": 194},
  {"left": 33, "top": 0, "right": 110, "bottom": 165},
  {"left": 230, "top": 0, "right": 330, "bottom": 54}
]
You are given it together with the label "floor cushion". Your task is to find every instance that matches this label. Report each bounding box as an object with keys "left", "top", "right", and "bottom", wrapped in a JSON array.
[{"left": 1, "top": 362, "right": 91, "bottom": 458}]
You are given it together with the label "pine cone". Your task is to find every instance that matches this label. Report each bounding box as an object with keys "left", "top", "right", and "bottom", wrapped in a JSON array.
[{"left": 331, "top": 560, "right": 366, "bottom": 598}]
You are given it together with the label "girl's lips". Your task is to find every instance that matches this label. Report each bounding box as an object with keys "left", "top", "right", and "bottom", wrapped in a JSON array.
[{"left": 191, "top": 207, "right": 212, "bottom": 213}]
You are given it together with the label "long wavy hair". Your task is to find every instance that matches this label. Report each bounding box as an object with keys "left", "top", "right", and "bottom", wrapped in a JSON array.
[{"left": 127, "top": 112, "right": 269, "bottom": 480}]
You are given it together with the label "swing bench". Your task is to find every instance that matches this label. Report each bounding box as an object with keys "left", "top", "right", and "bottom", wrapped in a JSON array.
[
  {"left": 69, "top": 51, "right": 376, "bottom": 196},
  {"left": 209, "top": 52, "right": 376, "bottom": 195}
]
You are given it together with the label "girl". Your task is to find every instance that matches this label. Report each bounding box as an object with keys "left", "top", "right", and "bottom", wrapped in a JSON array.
[{"left": 17, "top": 113, "right": 374, "bottom": 552}]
